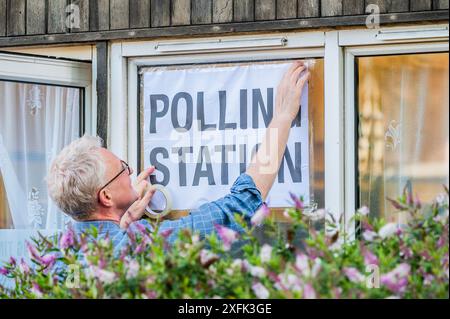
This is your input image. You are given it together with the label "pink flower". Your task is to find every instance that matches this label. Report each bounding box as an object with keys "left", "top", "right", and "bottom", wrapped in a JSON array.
[
  {"left": 9, "top": 257, "right": 16, "bottom": 267},
  {"left": 26, "top": 242, "right": 41, "bottom": 262},
  {"left": 400, "top": 244, "right": 413, "bottom": 259},
  {"left": 395, "top": 263, "right": 411, "bottom": 277},
  {"left": 277, "top": 273, "right": 302, "bottom": 292},
  {"left": 295, "top": 254, "right": 310, "bottom": 277},
  {"left": 127, "top": 229, "right": 137, "bottom": 244},
  {"left": 343, "top": 267, "right": 365, "bottom": 283},
  {"left": 362, "top": 220, "right": 374, "bottom": 232},
  {"left": 423, "top": 274, "right": 435, "bottom": 286},
  {"left": 146, "top": 291, "right": 158, "bottom": 299},
  {"left": 126, "top": 259, "right": 140, "bottom": 279},
  {"left": 89, "top": 266, "right": 116, "bottom": 284},
  {"left": 98, "top": 257, "right": 107, "bottom": 269},
  {"left": 306, "top": 247, "right": 322, "bottom": 260},
  {"left": 304, "top": 209, "right": 326, "bottom": 222},
  {"left": 207, "top": 279, "right": 217, "bottom": 288},
  {"left": 134, "top": 222, "right": 148, "bottom": 236},
  {"left": 31, "top": 282, "right": 43, "bottom": 298},
  {"left": 362, "top": 247, "right": 379, "bottom": 266},
  {"left": 230, "top": 259, "right": 244, "bottom": 274},
  {"left": 357, "top": 206, "right": 370, "bottom": 216},
  {"left": 26, "top": 241, "right": 57, "bottom": 271},
  {"left": 60, "top": 228, "right": 75, "bottom": 250},
  {"left": 260, "top": 244, "right": 273, "bottom": 263},
  {"left": 290, "top": 193, "right": 304, "bottom": 211},
  {"left": 251, "top": 203, "right": 270, "bottom": 226},
  {"left": 40, "top": 254, "right": 57, "bottom": 269},
  {"left": 133, "top": 242, "right": 146, "bottom": 255},
  {"left": 437, "top": 235, "right": 447, "bottom": 249},
  {"left": 200, "top": 249, "right": 219, "bottom": 267},
  {"left": 0, "top": 267, "right": 8, "bottom": 276},
  {"left": 311, "top": 258, "right": 322, "bottom": 278},
  {"left": 378, "top": 223, "right": 399, "bottom": 239},
  {"left": 363, "top": 230, "right": 378, "bottom": 242},
  {"left": 332, "top": 287, "right": 342, "bottom": 299},
  {"left": 414, "top": 195, "right": 422, "bottom": 209},
  {"left": 214, "top": 224, "right": 238, "bottom": 251},
  {"left": 252, "top": 282, "right": 270, "bottom": 299},
  {"left": 19, "top": 259, "right": 30, "bottom": 275},
  {"left": 159, "top": 228, "right": 174, "bottom": 240},
  {"left": 303, "top": 283, "right": 317, "bottom": 299},
  {"left": 420, "top": 251, "right": 432, "bottom": 261},
  {"left": 249, "top": 266, "right": 266, "bottom": 278},
  {"left": 380, "top": 263, "right": 411, "bottom": 295}
]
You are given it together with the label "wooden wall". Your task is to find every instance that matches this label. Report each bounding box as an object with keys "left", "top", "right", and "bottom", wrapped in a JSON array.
[{"left": 0, "top": 0, "right": 448, "bottom": 46}]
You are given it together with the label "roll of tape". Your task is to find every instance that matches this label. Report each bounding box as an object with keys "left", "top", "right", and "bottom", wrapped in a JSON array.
[{"left": 144, "top": 184, "right": 172, "bottom": 219}]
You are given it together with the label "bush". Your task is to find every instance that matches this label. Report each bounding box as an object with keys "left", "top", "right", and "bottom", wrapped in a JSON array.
[{"left": 0, "top": 186, "right": 448, "bottom": 299}]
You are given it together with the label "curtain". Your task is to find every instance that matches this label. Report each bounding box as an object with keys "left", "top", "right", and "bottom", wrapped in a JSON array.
[{"left": 0, "top": 81, "right": 80, "bottom": 230}]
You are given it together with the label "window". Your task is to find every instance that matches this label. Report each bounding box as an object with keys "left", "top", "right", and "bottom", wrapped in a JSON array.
[
  {"left": 0, "top": 52, "right": 93, "bottom": 268},
  {"left": 356, "top": 52, "right": 449, "bottom": 221},
  {"left": 0, "top": 80, "right": 83, "bottom": 229}
]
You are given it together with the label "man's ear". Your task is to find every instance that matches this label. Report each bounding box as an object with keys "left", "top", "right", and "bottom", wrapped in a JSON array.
[{"left": 98, "top": 189, "right": 113, "bottom": 207}]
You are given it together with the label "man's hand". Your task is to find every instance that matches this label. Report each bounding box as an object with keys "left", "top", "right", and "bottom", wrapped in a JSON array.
[
  {"left": 275, "top": 61, "right": 311, "bottom": 121},
  {"left": 120, "top": 167, "right": 156, "bottom": 229}
]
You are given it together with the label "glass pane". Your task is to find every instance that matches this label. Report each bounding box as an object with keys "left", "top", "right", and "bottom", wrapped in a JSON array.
[
  {"left": 357, "top": 52, "right": 449, "bottom": 221},
  {"left": 138, "top": 59, "right": 324, "bottom": 217},
  {"left": 0, "top": 80, "right": 82, "bottom": 230}
]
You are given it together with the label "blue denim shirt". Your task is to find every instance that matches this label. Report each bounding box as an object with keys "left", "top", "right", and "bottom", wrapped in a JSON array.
[{"left": 71, "top": 173, "right": 263, "bottom": 255}]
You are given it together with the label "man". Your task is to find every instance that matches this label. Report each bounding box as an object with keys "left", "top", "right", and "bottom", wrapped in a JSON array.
[{"left": 47, "top": 61, "right": 310, "bottom": 253}]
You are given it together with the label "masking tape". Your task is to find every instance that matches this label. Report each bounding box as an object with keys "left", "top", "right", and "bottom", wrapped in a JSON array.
[{"left": 144, "top": 184, "right": 172, "bottom": 219}]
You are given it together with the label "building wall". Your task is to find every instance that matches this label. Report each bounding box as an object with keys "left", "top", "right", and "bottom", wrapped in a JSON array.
[{"left": 0, "top": 0, "right": 448, "bottom": 47}]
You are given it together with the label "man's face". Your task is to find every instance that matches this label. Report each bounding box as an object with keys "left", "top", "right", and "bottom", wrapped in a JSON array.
[{"left": 98, "top": 148, "right": 138, "bottom": 211}]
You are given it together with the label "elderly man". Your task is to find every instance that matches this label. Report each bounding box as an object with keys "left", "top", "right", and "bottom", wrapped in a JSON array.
[{"left": 47, "top": 62, "right": 310, "bottom": 253}]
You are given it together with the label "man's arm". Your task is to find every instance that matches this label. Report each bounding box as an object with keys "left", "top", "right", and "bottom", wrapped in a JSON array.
[{"left": 246, "top": 61, "right": 310, "bottom": 201}]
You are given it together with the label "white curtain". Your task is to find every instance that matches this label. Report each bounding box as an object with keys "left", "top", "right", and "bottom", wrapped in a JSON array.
[{"left": 0, "top": 81, "right": 80, "bottom": 230}]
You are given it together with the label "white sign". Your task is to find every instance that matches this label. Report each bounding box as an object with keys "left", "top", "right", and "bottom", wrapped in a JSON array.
[{"left": 142, "top": 62, "right": 309, "bottom": 210}]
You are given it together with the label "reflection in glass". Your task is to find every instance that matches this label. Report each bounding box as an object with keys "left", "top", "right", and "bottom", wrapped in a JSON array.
[{"left": 357, "top": 53, "right": 449, "bottom": 221}]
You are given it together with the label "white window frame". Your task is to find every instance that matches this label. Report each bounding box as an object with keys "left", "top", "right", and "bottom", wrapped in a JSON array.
[
  {"left": 0, "top": 50, "right": 96, "bottom": 266},
  {"left": 341, "top": 25, "right": 449, "bottom": 240},
  {"left": 0, "top": 50, "right": 97, "bottom": 135},
  {"left": 109, "top": 23, "right": 449, "bottom": 241}
]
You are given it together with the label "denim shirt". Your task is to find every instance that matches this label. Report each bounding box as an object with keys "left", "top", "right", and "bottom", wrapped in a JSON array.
[{"left": 71, "top": 173, "right": 263, "bottom": 256}]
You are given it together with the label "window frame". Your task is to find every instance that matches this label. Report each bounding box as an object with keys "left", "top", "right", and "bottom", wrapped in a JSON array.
[
  {"left": 0, "top": 50, "right": 96, "bottom": 266},
  {"left": 0, "top": 51, "right": 96, "bottom": 135},
  {"left": 342, "top": 30, "right": 449, "bottom": 240}
]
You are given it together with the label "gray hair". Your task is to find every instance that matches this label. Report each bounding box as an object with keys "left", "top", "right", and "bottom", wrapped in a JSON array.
[{"left": 47, "top": 135, "right": 106, "bottom": 221}]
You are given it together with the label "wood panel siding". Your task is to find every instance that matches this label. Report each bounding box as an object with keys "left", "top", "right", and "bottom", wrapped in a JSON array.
[
  {"left": 26, "top": 0, "right": 46, "bottom": 35},
  {"left": 90, "top": 0, "right": 110, "bottom": 31},
  {"left": 0, "top": 0, "right": 447, "bottom": 46},
  {"left": 151, "top": 0, "right": 171, "bottom": 27},
  {"left": 110, "top": 0, "right": 129, "bottom": 30},
  {"left": 7, "top": 0, "right": 26, "bottom": 36}
]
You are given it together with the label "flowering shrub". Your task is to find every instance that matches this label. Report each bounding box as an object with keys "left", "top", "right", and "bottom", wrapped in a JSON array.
[{"left": 0, "top": 186, "right": 448, "bottom": 299}]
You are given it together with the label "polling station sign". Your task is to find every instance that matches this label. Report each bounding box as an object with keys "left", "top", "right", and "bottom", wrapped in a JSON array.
[{"left": 142, "top": 61, "right": 309, "bottom": 210}]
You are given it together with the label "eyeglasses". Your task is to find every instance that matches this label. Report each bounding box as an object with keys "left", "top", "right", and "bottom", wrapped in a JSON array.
[{"left": 98, "top": 160, "right": 131, "bottom": 195}]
